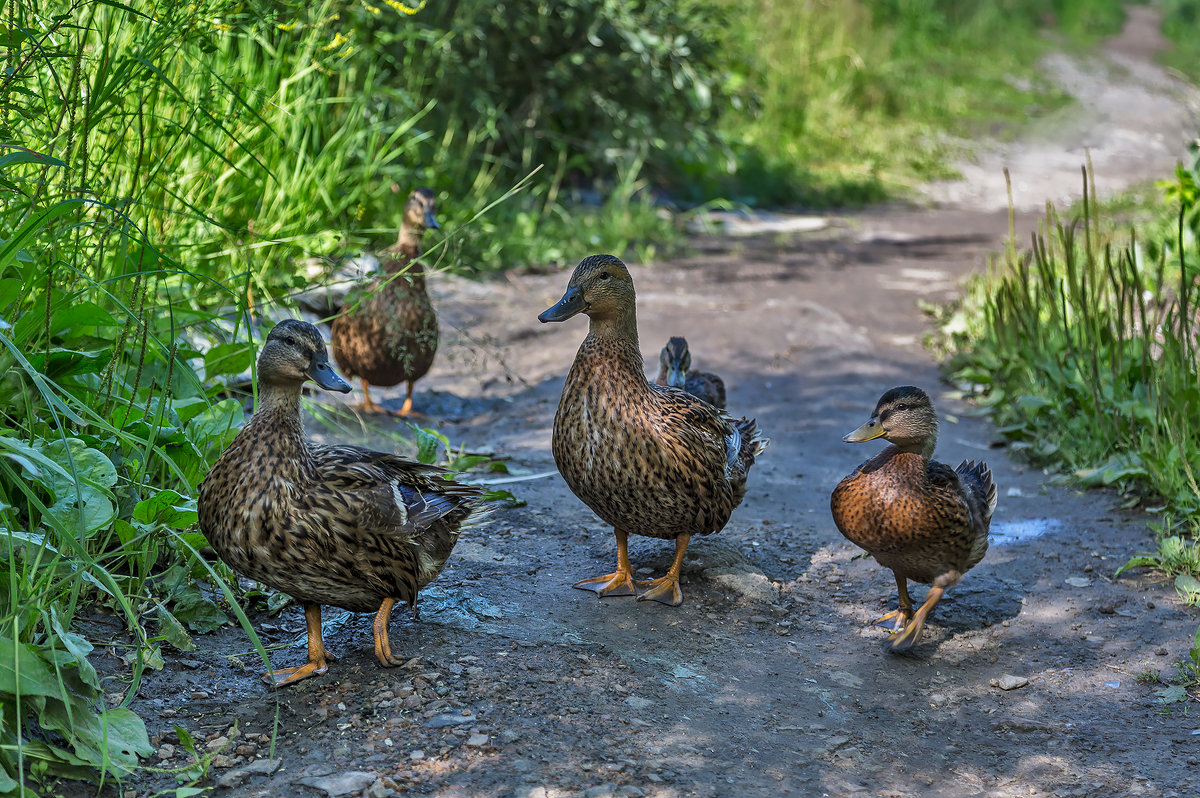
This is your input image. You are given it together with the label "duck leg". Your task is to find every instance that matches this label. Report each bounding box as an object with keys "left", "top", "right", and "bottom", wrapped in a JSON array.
[
  {"left": 873, "top": 572, "right": 914, "bottom": 632},
  {"left": 574, "top": 528, "right": 636, "bottom": 598},
  {"left": 884, "top": 585, "right": 944, "bottom": 654},
  {"left": 373, "top": 597, "right": 405, "bottom": 667},
  {"left": 357, "top": 380, "right": 391, "bottom": 414},
  {"left": 398, "top": 382, "right": 415, "bottom": 417},
  {"left": 264, "top": 603, "right": 330, "bottom": 687},
  {"left": 635, "top": 533, "right": 690, "bottom": 607}
]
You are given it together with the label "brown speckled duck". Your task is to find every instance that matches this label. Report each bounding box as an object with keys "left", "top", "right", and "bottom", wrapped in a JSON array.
[
  {"left": 539, "top": 254, "right": 767, "bottom": 606},
  {"left": 198, "top": 320, "right": 487, "bottom": 686},
  {"left": 830, "top": 386, "right": 996, "bottom": 653},
  {"left": 654, "top": 336, "right": 726, "bottom": 408},
  {"left": 331, "top": 188, "right": 440, "bottom": 416}
]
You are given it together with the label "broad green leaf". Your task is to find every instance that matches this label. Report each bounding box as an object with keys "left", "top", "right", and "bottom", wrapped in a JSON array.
[
  {"left": 133, "top": 489, "right": 198, "bottom": 529},
  {"left": 203, "top": 341, "right": 255, "bottom": 377},
  {"left": 0, "top": 635, "right": 65, "bottom": 699},
  {"left": 49, "top": 301, "right": 116, "bottom": 337},
  {"left": 1157, "top": 684, "right": 1188, "bottom": 704},
  {"left": 41, "top": 438, "right": 118, "bottom": 496},
  {"left": 0, "top": 278, "right": 21, "bottom": 309},
  {"left": 186, "top": 398, "right": 243, "bottom": 448},
  {"left": 46, "top": 484, "right": 115, "bottom": 535},
  {"left": 0, "top": 149, "right": 65, "bottom": 170},
  {"left": 1175, "top": 573, "right": 1200, "bottom": 605},
  {"left": 155, "top": 604, "right": 196, "bottom": 652},
  {"left": 412, "top": 425, "right": 448, "bottom": 464},
  {"left": 48, "top": 610, "right": 100, "bottom": 691}
]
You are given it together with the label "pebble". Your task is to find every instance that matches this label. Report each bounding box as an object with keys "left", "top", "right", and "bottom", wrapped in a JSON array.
[
  {"left": 206, "top": 736, "right": 230, "bottom": 752},
  {"left": 624, "top": 696, "right": 652, "bottom": 710},
  {"left": 298, "top": 771, "right": 377, "bottom": 797},
  {"left": 156, "top": 744, "right": 175, "bottom": 760},
  {"left": 367, "top": 779, "right": 394, "bottom": 798},
  {"left": 465, "top": 733, "right": 490, "bottom": 747},
  {"left": 583, "top": 784, "right": 620, "bottom": 798},
  {"left": 424, "top": 711, "right": 476, "bottom": 728},
  {"left": 210, "top": 754, "right": 236, "bottom": 769},
  {"left": 1065, "top": 577, "right": 1091, "bottom": 588},
  {"left": 992, "top": 675, "right": 1030, "bottom": 691},
  {"left": 500, "top": 729, "right": 521, "bottom": 744},
  {"left": 410, "top": 750, "right": 425, "bottom": 761},
  {"left": 216, "top": 758, "right": 282, "bottom": 789}
]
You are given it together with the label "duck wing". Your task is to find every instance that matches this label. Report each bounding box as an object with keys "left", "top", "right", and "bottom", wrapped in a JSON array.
[{"left": 303, "top": 445, "right": 486, "bottom": 592}]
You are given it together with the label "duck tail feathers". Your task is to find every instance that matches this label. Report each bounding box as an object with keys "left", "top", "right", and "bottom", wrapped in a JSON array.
[{"left": 956, "top": 459, "right": 997, "bottom": 521}]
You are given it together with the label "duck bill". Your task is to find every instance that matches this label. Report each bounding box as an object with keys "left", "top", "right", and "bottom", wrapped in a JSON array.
[
  {"left": 843, "top": 418, "right": 886, "bottom": 443},
  {"left": 664, "top": 364, "right": 687, "bottom": 389},
  {"left": 309, "top": 358, "right": 352, "bottom": 393},
  {"left": 538, "top": 287, "right": 587, "bottom": 323},
  {"left": 424, "top": 210, "right": 440, "bottom": 230}
]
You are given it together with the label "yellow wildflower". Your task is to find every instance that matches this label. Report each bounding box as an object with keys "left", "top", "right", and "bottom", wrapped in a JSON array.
[
  {"left": 383, "top": 0, "right": 425, "bottom": 15},
  {"left": 212, "top": 20, "right": 231, "bottom": 31},
  {"left": 277, "top": 21, "right": 297, "bottom": 30},
  {"left": 361, "top": 0, "right": 382, "bottom": 14},
  {"left": 322, "top": 32, "right": 350, "bottom": 51}
]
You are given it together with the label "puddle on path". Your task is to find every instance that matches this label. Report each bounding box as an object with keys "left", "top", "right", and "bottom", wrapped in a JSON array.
[{"left": 989, "top": 518, "right": 1064, "bottom": 545}]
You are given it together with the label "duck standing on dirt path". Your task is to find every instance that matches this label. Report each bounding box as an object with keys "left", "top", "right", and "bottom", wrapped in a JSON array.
[
  {"left": 538, "top": 254, "right": 767, "bottom": 606},
  {"left": 331, "top": 187, "right": 440, "bottom": 416},
  {"left": 654, "top": 336, "right": 727, "bottom": 408},
  {"left": 830, "top": 385, "right": 996, "bottom": 653},
  {"left": 198, "top": 320, "right": 488, "bottom": 687}
]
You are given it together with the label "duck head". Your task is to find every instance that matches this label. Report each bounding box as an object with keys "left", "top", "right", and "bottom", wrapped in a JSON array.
[
  {"left": 657, "top": 336, "right": 692, "bottom": 388},
  {"left": 538, "top": 254, "right": 635, "bottom": 324},
  {"left": 404, "top": 188, "right": 440, "bottom": 233},
  {"left": 258, "top": 319, "right": 351, "bottom": 393},
  {"left": 843, "top": 385, "right": 938, "bottom": 456}
]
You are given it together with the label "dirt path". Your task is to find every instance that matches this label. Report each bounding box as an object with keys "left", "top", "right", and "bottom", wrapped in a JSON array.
[{"left": 121, "top": 11, "right": 1200, "bottom": 798}]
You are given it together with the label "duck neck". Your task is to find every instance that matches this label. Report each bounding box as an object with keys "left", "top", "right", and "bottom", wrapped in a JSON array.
[
  {"left": 583, "top": 310, "right": 647, "bottom": 378},
  {"left": 385, "top": 226, "right": 426, "bottom": 286},
  {"left": 251, "top": 383, "right": 311, "bottom": 455},
  {"left": 890, "top": 431, "right": 937, "bottom": 460}
]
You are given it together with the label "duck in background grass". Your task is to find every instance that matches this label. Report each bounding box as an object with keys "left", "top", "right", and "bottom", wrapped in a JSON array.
[
  {"left": 654, "top": 336, "right": 726, "bottom": 408},
  {"left": 331, "top": 187, "right": 441, "bottom": 416},
  {"left": 198, "top": 320, "right": 489, "bottom": 687},
  {"left": 539, "top": 254, "right": 767, "bottom": 606},
  {"left": 830, "top": 385, "right": 996, "bottom": 653}
]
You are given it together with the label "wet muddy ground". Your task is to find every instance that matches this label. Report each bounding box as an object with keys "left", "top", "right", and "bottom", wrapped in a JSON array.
[{"left": 100, "top": 9, "right": 1200, "bottom": 798}]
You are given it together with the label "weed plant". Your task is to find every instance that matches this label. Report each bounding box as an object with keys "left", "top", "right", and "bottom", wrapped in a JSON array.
[{"left": 935, "top": 163, "right": 1200, "bottom": 688}]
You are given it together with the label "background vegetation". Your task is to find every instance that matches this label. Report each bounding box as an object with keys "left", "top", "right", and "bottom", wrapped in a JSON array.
[
  {"left": 1, "top": 0, "right": 1191, "bottom": 791},
  {"left": 933, "top": 160, "right": 1200, "bottom": 697}
]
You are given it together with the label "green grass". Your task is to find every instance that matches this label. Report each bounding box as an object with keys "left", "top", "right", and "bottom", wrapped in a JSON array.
[
  {"left": 934, "top": 162, "right": 1200, "bottom": 698},
  {"left": 698, "top": 0, "right": 1131, "bottom": 205}
]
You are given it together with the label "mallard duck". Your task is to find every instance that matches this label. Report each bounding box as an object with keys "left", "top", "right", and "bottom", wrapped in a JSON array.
[
  {"left": 330, "top": 188, "right": 440, "bottom": 416},
  {"left": 198, "top": 319, "right": 487, "bottom": 687},
  {"left": 830, "top": 386, "right": 996, "bottom": 653},
  {"left": 538, "top": 254, "right": 767, "bottom": 606},
  {"left": 654, "top": 336, "right": 726, "bottom": 408}
]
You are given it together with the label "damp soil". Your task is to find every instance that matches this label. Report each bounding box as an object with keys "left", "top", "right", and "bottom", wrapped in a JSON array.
[{"left": 88, "top": 9, "right": 1200, "bottom": 798}]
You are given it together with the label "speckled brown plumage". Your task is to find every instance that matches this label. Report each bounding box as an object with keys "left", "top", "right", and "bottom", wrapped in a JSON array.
[
  {"left": 830, "top": 385, "right": 996, "bottom": 653},
  {"left": 654, "top": 336, "right": 726, "bottom": 409},
  {"left": 330, "top": 188, "right": 440, "bottom": 415},
  {"left": 198, "top": 320, "right": 488, "bottom": 685},
  {"left": 539, "top": 254, "right": 767, "bottom": 606}
]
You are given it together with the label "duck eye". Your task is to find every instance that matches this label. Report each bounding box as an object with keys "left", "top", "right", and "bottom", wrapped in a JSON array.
[
  {"left": 896, "top": 403, "right": 908, "bottom": 411},
  {"left": 598, "top": 272, "right": 611, "bottom": 280},
  {"left": 285, "top": 336, "right": 296, "bottom": 346}
]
